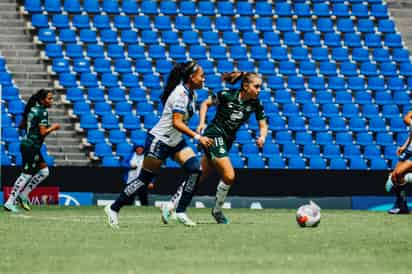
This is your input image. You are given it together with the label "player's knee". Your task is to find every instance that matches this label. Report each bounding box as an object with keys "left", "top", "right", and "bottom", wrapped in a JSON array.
[
  {"left": 222, "top": 172, "right": 235, "bottom": 185},
  {"left": 392, "top": 170, "right": 403, "bottom": 184},
  {"left": 39, "top": 167, "right": 50, "bottom": 178},
  {"left": 182, "top": 157, "right": 201, "bottom": 175}
]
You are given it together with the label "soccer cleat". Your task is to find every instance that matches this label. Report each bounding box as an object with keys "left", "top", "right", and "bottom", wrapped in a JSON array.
[
  {"left": 211, "top": 209, "right": 230, "bottom": 224},
  {"left": 104, "top": 204, "right": 119, "bottom": 229},
  {"left": 388, "top": 206, "right": 410, "bottom": 214},
  {"left": 175, "top": 212, "right": 196, "bottom": 227},
  {"left": 161, "top": 205, "right": 172, "bottom": 224},
  {"left": 385, "top": 175, "right": 394, "bottom": 192},
  {"left": 16, "top": 195, "right": 31, "bottom": 211},
  {"left": 3, "top": 203, "right": 20, "bottom": 213}
]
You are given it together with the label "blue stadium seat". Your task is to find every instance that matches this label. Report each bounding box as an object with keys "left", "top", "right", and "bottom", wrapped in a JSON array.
[
  {"left": 180, "top": 1, "right": 196, "bottom": 15},
  {"left": 256, "top": 17, "right": 273, "bottom": 32},
  {"left": 24, "top": 0, "right": 42, "bottom": 13},
  {"left": 108, "top": 129, "right": 126, "bottom": 144},
  {"left": 194, "top": 16, "right": 212, "bottom": 32},
  {"left": 322, "top": 104, "right": 340, "bottom": 118},
  {"left": 255, "top": 2, "right": 273, "bottom": 17},
  {"left": 45, "top": 0, "right": 62, "bottom": 13},
  {"left": 308, "top": 76, "right": 326, "bottom": 91},
  {"left": 392, "top": 48, "right": 410, "bottom": 63},
  {"left": 175, "top": 16, "right": 192, "bottom": 31},
  {"left": 331, "top": 47, "right": 349, "bottom": 62},
  {"left": 315, "top": 91, "right": 333, "bottom": 104},
  {"left": 79, "top": 29, "right": 97, "bottom": 44},
  {"left": 80, "top": 114, "right": 99, "bottom": 130},
  {"left": 349, "top": 156, "right": 368, "bottom": 170},
  {"left": 87, "top": 88, "right": 105, "bottom": 103},
  {"left": 288, "top": 156, "right": 306, "bottom": 169},
  {"left": 32, "top": 14, "right": 50, "bottom": 29},
  {"left": 329, "top": 117, "right": 347, "bottom": 131},
  {"left": 121, "top": 0, "right": 138, "bottom": 14},
  {"left": 287, "top": 76, "right": 305, "bottom": 90},
  {"left": 371, "top": 4, "right": 389, "bottom": 19},
  {"left": 303, "top": 144, "right": 321, "bottom": 158},
  {"left": 297, "top": 18, "right": 314, "bottom": 33},
  {"left": 324, "top": 33, "right": 342, "bottom": 47},
  {"left": 263, "top": 32, "right": 281, "bottom": 47},
  {"left": 102, "top": 0, "right": 120, "bottom": 14},
  {"left": 308, "top": 116, "right": 327, "bottom": 132},
  {"left": 352, "top": 48, "right": 370, "bottom": 62},
  {"left": 102, "top": 156, "right": 120, "bottom": 167},
  {"left": 66, "top": 88, "right": 84, "bottom": 102},
  {"left": 316, "top": 18, "right": 334, "bottom": 33},
  {"left": 340, "top": 62, "right": 358, "bottom": 77},
  {"left": 295, "top": 3, "right": 311, "bottom": 17},
  {"left": 51, "top": 59, "right": 70, "bottom": 74},
  {"left": 268, "top": 155, "right": 285, "bottom": 169},
  {"left": 87, "top": 130, "right": 105, "bottom": 144},
  {"left": 283, "top": 32, "right": 301, "bottom": 47},
  {"left": 236, "top": 17, "right": 253, "bottom": 32},
  {"left": 94, "top": 102, "right": 112, "bottom": 116},
  {"left": 44, "top": 44, "right": 63, "bottom": 59},
  {"left": 352, "top": 4, "right": 369, "bottom": 18},
  {"left": 101, "top": 113, "right": 120, "bottom": 130},
  {"left": 291, "top": 47, "right": 309, "bottom": 62},
  {"left": 315, "top": 132, "right": 333, "bottom": 146},
  {"left": 93, "top": 15, "right": 110, "bottom": 28},
  {"left": 299, "top": 61, "right": 317, "bottom": 76},
  {"left": 83, "top": 0, "right": 101, "bottom": 13},
  {"left": 309, "top": 156, "right": 327, "bottom": 170},
  {"left": 287, "top": 116, "right": 306, "bottom": 131},
  {"left": 329, "top": 157, "right": 347, "bottom": 170},
  {"left": 94, "top": 142, "right": 113, "bottom": 157},
  {"left": 384, "top": 34, "right": 403, "bottom": 48},
  {"left": 38, "top": 28, "right": 56, "bottom": 44},
  {"left": 296, "top": 92, "right": 313, "bottom": 105},
  {"left": 140, "top": 0, "right": 158, "bottom": 15},
  {"left": 337, "top": 19, "right": 355, "bottom": 33},
  {"left": 367, "top": 77, "right": 386, "bottom": 92},
  {"left": 182, "top": 31, "right": 200, "bottom": 45},
  {"left": 160, "top": 1, "right": 178, "bottom": 15},
  {"left": 313, "top": 3, "right": 330, "bottom": 17},
  {"left": 357, "top": 19, "right": 375, "bottom": 33}
]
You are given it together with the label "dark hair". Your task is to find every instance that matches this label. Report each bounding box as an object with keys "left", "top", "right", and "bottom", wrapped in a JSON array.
[
  {"left": 161, "top": 61, "right": 199, "bottom": 105},
  {"left": 19, "top": 89, "right": 52, "bottom": 129},
  {"left": 222, "top": 72, "right": 260, "bottom": 88}
]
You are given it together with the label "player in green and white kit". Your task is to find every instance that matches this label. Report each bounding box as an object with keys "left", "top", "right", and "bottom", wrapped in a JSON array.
[
  {"left": 164, "top": 72, "right": 268, "bottom": 224},
  {"left": 3, "top": 89, "right": 60, "bottom": 213},
  {"left": 198, "top": 72, "right": 268, "bottom": 223}
]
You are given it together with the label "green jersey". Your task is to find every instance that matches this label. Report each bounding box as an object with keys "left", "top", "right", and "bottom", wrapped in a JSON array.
[
  {"left": 204, "top": 89, "right": 266, "bottom": 141},
  {"left": 22, "top": 103, "right": 49, "bottom": 148}
]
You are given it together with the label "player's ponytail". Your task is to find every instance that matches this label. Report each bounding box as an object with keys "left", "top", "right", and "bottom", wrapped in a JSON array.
[
  {"left": 222, "top": 72, "right": 260, "bottom": 90},
  {"left": 19, "top": 89, "right": 51, "bottom": 129},
  {"left": 161, "top": 61, "right": 198, "bottom": 105}
]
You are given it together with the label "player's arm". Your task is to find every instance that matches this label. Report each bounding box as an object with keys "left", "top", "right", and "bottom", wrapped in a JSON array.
[
  {"left": 197, "top": 96, "right": 216, "bottom": 133},
  {"left": 256, "top": 119, "right": 268, "bottom": 148},
  {"left": 172, "top": 112, "right": 213, "bottom": 147},
  {"left": 403, "top": 111, "right": 412, "bottom": 126},
  {"left": 39, "top": 124, "right": 60, "bottom": 136},
  {"left": 255, "top": 101, "right": 268, "bottom": 148}
]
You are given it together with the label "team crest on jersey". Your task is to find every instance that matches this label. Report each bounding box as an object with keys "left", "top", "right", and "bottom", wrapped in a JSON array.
[
  {"left": 219, "top": 147, "right": 226, "bottom": 154},
  {"left": 230, "top": 111, "right": 243, "bottom": 120},
  {"left": 227, "top": 102, "right": 234, "bottom": 109}
]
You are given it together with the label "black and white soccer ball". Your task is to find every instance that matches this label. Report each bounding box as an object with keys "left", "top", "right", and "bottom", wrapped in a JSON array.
[{"left": 296, "top": 201, "right": 321, "bottom": 227}]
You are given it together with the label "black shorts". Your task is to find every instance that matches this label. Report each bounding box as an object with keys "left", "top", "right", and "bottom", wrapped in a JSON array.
[
  {"left": 203, "top": 135, "right": 234, "bottom": 160},
  {"left": 144, "top": 133, "right": 189, "bottom": 161},
  {"left": 21, "top": 142, "right": 45, "bottom": 175}
]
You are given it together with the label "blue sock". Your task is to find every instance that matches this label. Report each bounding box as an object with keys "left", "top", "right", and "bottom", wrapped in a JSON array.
[{"left": 176, "top": 157, "right": 201, "bottom": 213}]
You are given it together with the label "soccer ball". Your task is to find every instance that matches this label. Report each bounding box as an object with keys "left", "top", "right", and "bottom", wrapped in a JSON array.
[{"left": 296, "top": 201, "right": 321, "bottom": 227}]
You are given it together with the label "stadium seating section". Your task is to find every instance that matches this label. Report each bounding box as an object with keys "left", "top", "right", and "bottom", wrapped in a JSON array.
[{"left": 1, "top": 0, "right": 411, "bottom": 170}]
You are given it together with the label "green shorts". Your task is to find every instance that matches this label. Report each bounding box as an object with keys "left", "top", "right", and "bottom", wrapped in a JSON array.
[
  {"left": 203, "top": 136, "right": 234, "bottom": 160},
  {"left": 21, "top": 142, "right": 44, "bottom": 175}
]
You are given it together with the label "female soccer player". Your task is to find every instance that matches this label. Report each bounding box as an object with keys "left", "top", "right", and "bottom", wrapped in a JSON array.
[
  {"left": 162, "top": 72, "right": 268, "bottom": 224},
  {"left": 385, "top": 110, "right": 412, "bottom": 214},
  {"left": 105, "top": 62, "right": 213, "bottom": 228},
  {"left": 4, "top": 89, "right": 60, "bottom": 213}
]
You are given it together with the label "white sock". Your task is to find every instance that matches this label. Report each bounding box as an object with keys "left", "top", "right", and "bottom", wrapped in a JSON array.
[
  {"left": 213, "top": 180, "right": 231, "bottom": 213},
  {"left": 405, "top": 173, "right": 412, "bottom": 184},
  {"left": 170, "top": 180, "right": 185, "bottom": 209},
  {"left": 6, "top": 173, "right": 32, "bottom": 204},
  {"left": 20, "top": 167, "right": 49, "bottom": 198}
]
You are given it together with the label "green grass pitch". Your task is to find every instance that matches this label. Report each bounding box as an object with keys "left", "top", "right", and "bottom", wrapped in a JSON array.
[{"left": 1, "top": 206, "right": 411, "bottom": 274}]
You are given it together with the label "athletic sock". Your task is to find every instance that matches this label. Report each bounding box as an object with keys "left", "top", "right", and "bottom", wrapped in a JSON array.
[
  {"left": 6, "top": 173, "right": 32, "bottom": 204},
  {"left": 394, "top": 184, "right": 407, "bottom": 208},
  {"left": 213, "top": 180, "right": 231, "bottom": 213},
  {"left": 170, "top": 180, "right": 184, "bottom": 209},
  {"left": 20, "top": 167, "right": 49, "bottom": 198},
  {"left": 111, "top": 169, "right": 154, "bottom": 212},
  {"left": 175, "top": 173, "right": 200, "bottom": 213}
]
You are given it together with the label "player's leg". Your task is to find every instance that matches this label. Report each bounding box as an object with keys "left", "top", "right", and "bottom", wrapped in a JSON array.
[
  {"left": 211, "top": 156, "right": 235, "bottom": 224},
  {"left": 18, "top": 161, "right": 49, "bottom": 211},
  {"left": 105, "top": 135, "right": 164, "bottom": 228},
  {"left": 4, "top": 144, "right": 36, "bottom": 212},
  {"left": 166, "top": 146, "right": 200, "bottom": 226},
  {"left": 388, "top": 160, "right": 411, "bottom": 214}
]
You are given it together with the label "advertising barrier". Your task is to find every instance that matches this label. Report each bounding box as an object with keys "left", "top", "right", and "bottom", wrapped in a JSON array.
[
  {"left": 352, "top": 196, "right": 412, "bottom": 211},
  {"left": 3, "top": 186, "right": 59, "bottom": 205},
  {"left": 59, "top": 192, "right": 93, "bottom": 206}
]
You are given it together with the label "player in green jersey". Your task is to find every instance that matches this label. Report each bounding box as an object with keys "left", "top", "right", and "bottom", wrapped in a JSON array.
[
  {"left": 162, "top": 72, "right": 268, "bottom": 224},
  {"left": 4, "top": 89, "right": 60, "bottom": 213}
]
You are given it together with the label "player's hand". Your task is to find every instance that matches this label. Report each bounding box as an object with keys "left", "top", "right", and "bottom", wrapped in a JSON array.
[
  {"left": 199, "top": 136, "right": 213, "bottom": 148},
  {"left": 196, "top": 123, "right": 206, "bottom": 134},
  {"left": 51, "top": 123, "right": 61, "bottom": 131},
  {"left": 396, "top": 146, "right": 405, "bottom": 156},
  {"left": 256, "top": 136, "right": 265, "bottom": 148}
]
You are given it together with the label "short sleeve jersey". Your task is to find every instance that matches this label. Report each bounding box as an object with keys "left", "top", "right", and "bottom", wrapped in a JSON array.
[
  {"left": 204, "top": 89, "right": 266, "bottom": 141},
  {"left": 22, "top": 104, "right": 49, "bottom": 147},
  {"left": 150, "top": 84, "right": 196, "bottom": 146}
]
